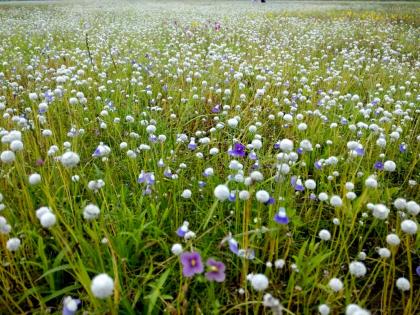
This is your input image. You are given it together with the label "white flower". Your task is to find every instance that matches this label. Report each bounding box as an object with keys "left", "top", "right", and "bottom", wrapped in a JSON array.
[
  {"left": 256, "top": 190, "right": 270, "bottom": 203},
  {"left": 372, "top": 204, "right": 389, "bottom": 220},
  {"left": 40, "top": 212, "right": 57, "bottom": 228},
  {"left": 6, "top": 237, "right": 21, "bottom": 251},
  {"left": 63, "top": 296, "right": 79, "bottom": 313},
  {"left": 181, "top": 189, "right": 192, "bottom": 199},
  {"left": 383, "top": 160, "right": 396, "bottom": 172},
  {"left": 318, "top": 192, "right": 328, "bottom": 201},
  {"left": 386, "top": 234, "right": 401, "bottom": 246},
  {"left": 400, "top": 219, "right": 417, "bottom": 234},
  {"left": 328, "top": 278, "right": 343, "bottom": 292},
  {"left": 349, "top": 261, "right": 367, "bottom": 277},
  {"left": 318, "top": 304, "right": 330, "bottom": 315},
  {"left": 171, "top": 243, "right": 183, "bottom": 256},
  {"left": 91, "top": 273, "right": 114, "bottom": 298},
  {"left": 406, "top": 201, "right": 419, "bottom": 215},
  {"left": 60, "top": 151, "right": 80, "bottom": 168},
  {"left": 274, "top": 259, "right": 285, "bottom": 269},
  {"left": 378, "top": 248, "right": 391, "bottom": 258},
  {"left": 396, "top": 277, "right": 410, "bottom": 291},
  {"left": 83, "top": 204, "right": 100, "bottom": 220},
  {"left": 345, "top": 304, "right": 370, "bottom": 315},
  {"left": 346, "top": 192, "right": 357, "bottom": 200},
  {"left": 393, "top": 198, "right": 406, "bottom": 210},
  {"left": 304, "top": 179, "right": 316, "bottom": 190},
  {"left": 214, "top": 185, "right": 230, "bottom": 201},
  {"left": 10, "top": 140, "right": 24, "bottom": 152},
  {"left": 330, "top": 195, "right": 342, "bottom": 207},
  {"left": 279, "top": 139, "right": 293, "bottom": 152},
  {"left": 29, "top": 173, "right": 42, "bottom": 185},
  {"left": 239, "top": 190, "right": 250, "bottom": 200},
  {"left": 227, "top": 118, "right": 238, "bottom": 128},
  {"left": 249, "top": 274, "right": 269, "bottom": 291},
  {"left": 345, "top": 182, "right": 355, "bottom": 191},
  {"left": 319, "top": 229, "right": 331, "bottom": 241},
  {"left": 250, "top": 171, "right": 264, "bottom": 182},
  {"left": 1, "top": 151, "right": 15, "bottom": 164},
  {"left": 365, "top": 176, "right": 378, "bottom": 188}
]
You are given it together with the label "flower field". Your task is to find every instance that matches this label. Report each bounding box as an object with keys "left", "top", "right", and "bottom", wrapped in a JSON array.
[{"left": 0, "top": 1, "right": 419, "bottom": 314}]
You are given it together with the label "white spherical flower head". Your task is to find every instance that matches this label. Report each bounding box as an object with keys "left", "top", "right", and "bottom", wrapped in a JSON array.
[
  {"left": 10, "top": 140, "right": 24, "bottom": 152},
  {"left": 328, "top": 278, "right": 343, "bottom": 292},
  {"left": 91, "top": 273, "right": 114, "bottom": 298},
  {"left": 365, "top": 176, "right": 378, "bottom": 188},
  {"left": 319, "top": 229, "right": 331, "bottom": 241},
  {"left": 274, "top": 259, "right": 285, "bottom": 269},
  {"left": 61, "top": 151, "right": 80, "bottom": 168},
  {"left": 1, "top": 151, "right": 16, "bottom": 164},
  {"left": 255, "top": 190, "right": 270, "bottom": 203},
  {"left": 239, "top": 190, "right": 250, "bottom": 200},
  {"left": 171, "top": 243, "right": 183, "bottom": 256},
  {"left": 383, "top": 160, "right": 396, "bottom": 172},
  {"left": 318, "top": 304, "right": 330, "bottom": 315},
  {"left": 400, "top": 219, "right": 417, "bottom": 234},
  {"left": 372, "top": 204, "right": 390, "bottom": 220},
  {"left": 214, "top": 185, "right": 230, "bottom": 201},
  {"left": 40, "top": 212, "right": 57, "bottom": 228},
  {"left": 29, "top": 173, "right": 42, "bottom": 185},
  {"left": 378, "top": 248, "right": 391, "bottom": 258},
  {"left": 279, "top": 139, "right": 294, "bottom": 152},
  {"left": 181, "top": 189, "right": 192, "bottom": 199},
  {"left": 393, "top": 198, "right": 406, "bottom": 210},
  {"left": 349, "top": 261, "right": 367, "bottom": 277},
  {"left": 6, "top": 237, "right": 21, "bottom": 251},
  {"left": 406, "top": 201, "right": 420, "bottom": 216},
  {"left": 250, "top": 274, "right": 269, "bottom": 291},
  {"left": 227, "top": 118, "right": 238, "bottom": 128},
  {"left": 318, "top": 192, "right": 328, "bottom": 201},
  {"left": 396, "top": 277, "right": 410, "bottom": 291},
  {"left": 304, "top": 179, "right": 316, "bottom": 190},
  {"left": 330, "top": 195, "right": 343, "bottom": 208},
  {"left": 386, "top": 233, "right": 400, "bottom": 246},
  {"left": 83, "top": 204, "right": 100, "bottom": 220}
]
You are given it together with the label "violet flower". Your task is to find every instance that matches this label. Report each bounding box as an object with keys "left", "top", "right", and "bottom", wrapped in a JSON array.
[
  {"left": 274, "top": 207, "right": 289, "bottom": 224},
  {"left": 228, "top": 143, "right": 246, "bottom": 158},
  {"left": 205, "top": 259, "right": 226, "bottom": 282},
  {"left": 180, "top": 251, "right": 204, "bottom": 277}
]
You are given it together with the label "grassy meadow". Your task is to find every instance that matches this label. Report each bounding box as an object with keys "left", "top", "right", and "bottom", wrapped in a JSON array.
[{"left": 0, "top": 1, "right": 419, "bottom": 314}]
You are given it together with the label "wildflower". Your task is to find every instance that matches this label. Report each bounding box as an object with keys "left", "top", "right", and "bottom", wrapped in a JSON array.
[
  {"left": 238, "top": 190, "right": 250, "bottom": 200},
  {"left": 319, "top": 229, "right": 331, "bottom": 241},
  {"left": 400, "top": 219, "right": 417, "bottom": 234},
  {"left": 328, "top": 278, "right": 343, "bottom": 292},
  {"left": 92, "top": 143, "right": 111, "bottom": 158},
  {"left": 83, "top": 204, "right": 100, "bottom": 220},
  {"left": 416, "top": 266, "right": 420, "bottom": 276},
  {"left": 176, "top": 221, "right": 189, "bottom": 237},
  {"left": 372, "top": 204, "right": 389, "bottom": 220},
  {"left": 318, "top": 304, "right": 330, "bottom": 315},
  {"left": 406, "top": 201, "right": 419, "bottom": 215},
  {"left": 330, "top": 195, "right": 343, "bottom": 207},
  {"left": 378, "top": 248, "right": 391, "bottom": 258},
  {"left": 345, "top": 304, "right": 370, "bottom": 315},
  {"left": 62, "top": 296, "right": 80, "bottom": 315},
  {"left": 181, "top": 189, "right": 192, "bottom": 199},
  {"left": 180, "top": 251, "right": 204, "bottom": 277},
  {"left": 1, "top": 151, "right": 16, "bottom": 164},
  {"left": 396, "top": 277, "right": 410, "bottom": 291},
  {"left": 214, "top": 184, "right": 230, "bottom": 201},
  {"left": 205, "top": 259, "right": 226, "bottom": 282},
  {"left": 249, "top": 273, "right": 269, "bottom": 291},
  {"left": 10, "top": 140, "right": 24, "bottom": 151},
  {"left": 29, "top": 173, "right": 42, "bottom": 185},
  {"left": 91, "top": 273, "right": 114, "bottom": 299},
  {"left": 274, "top": 259, "right": 285, "bottom": 269},
  {"left": 291, "top": 176, "right": 304, "bottom": 191},
  {"left": 386, "top": 233, "right": 401, "bottom": 246},
  {"left": 394, "top": 198, "right": 407, "bottom": 209},
  {"left": 383, "top": 160, "right": 396, "bottom": 172},
  {"left": 60, "top": 151, "right": 80, "bottom": 168},
  {"left": 256, "top": 190, "right": 270, "bottom": 203},
  {"left": 365, "top": 176, "right": 378, "bottom": 188},
  {"left": 228, "top": 143, "right": 246, "bottom": 157},
  {"left": 6, "top": 237, "right": 21, "bottom": 251},
  {"left": 304, "top": 179, "right": 316, "bottom": 190},
  {"left": 374, "top": 161, "right": 384, "bottom": 170},
  {"left": 349, "top": 261, "right": 367, "bottom": 277},
  {"left": 171, "top": 243, "right": 183, "bottom": 256},
  {"left": 137, "top": 171, "right": 155, "bottom": 185},
  {"left": 274, "top": 207, "right": 289, "bottom": 224}
]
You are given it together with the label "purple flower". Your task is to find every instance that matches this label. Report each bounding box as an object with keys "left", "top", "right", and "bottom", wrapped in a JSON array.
[
  {"left": 297, "top": 148, "right": 303, "bottom": 155},
  {"left": 164, "top": 167, "right": 172, "bottom": 178},
  {"left": 176, "top": 221, "right": 189, "bottom": 237},
  {"left": 228, "top": 143, "right": 246, "bottom": 158},
  {"left": 205, "top": 259, "right": 226, "bottom": 282},
  {"left": 228, "top": 192, "right": 236, "bottom": 202},
  {"left": 180, "top": 251, "right": 204, "bottom": 277},
  {"left": 374, "top": 161, "right": 384, "bottom": 170},
  {"left": 399, "top": 144, "right": 407, "bottom": 153},
  {"left": 248, "top": 151, "right": 257, "bottom": 160},
  {"left": 291, "top": 176, "right": 304, "bottom": 191},
  {"left": 416, "top": 266, "right": 420, "bottom": 276},
  {"left": 264, "top": 197, "right": 275, "bottom": 205},
  {"left": 355, "top": 147, "right": 365, "bottom": 156},
  {"left": 274, "top": 142, "right": 281, "bottom": 150},
  {"left": 314, "top": 161, "right": 322, "bottom": 170},
  {"left": 211, "top": 104, "right": 221, "bottom": 113},
  {"left": 228, "top": 238, "right": 239, "bottom": 254},
  {"left": 274, "top": 207, "right": 289, "bottom": 224},
  {"left": 138, "top": 171, "right": 155, "bottom": 185}
]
